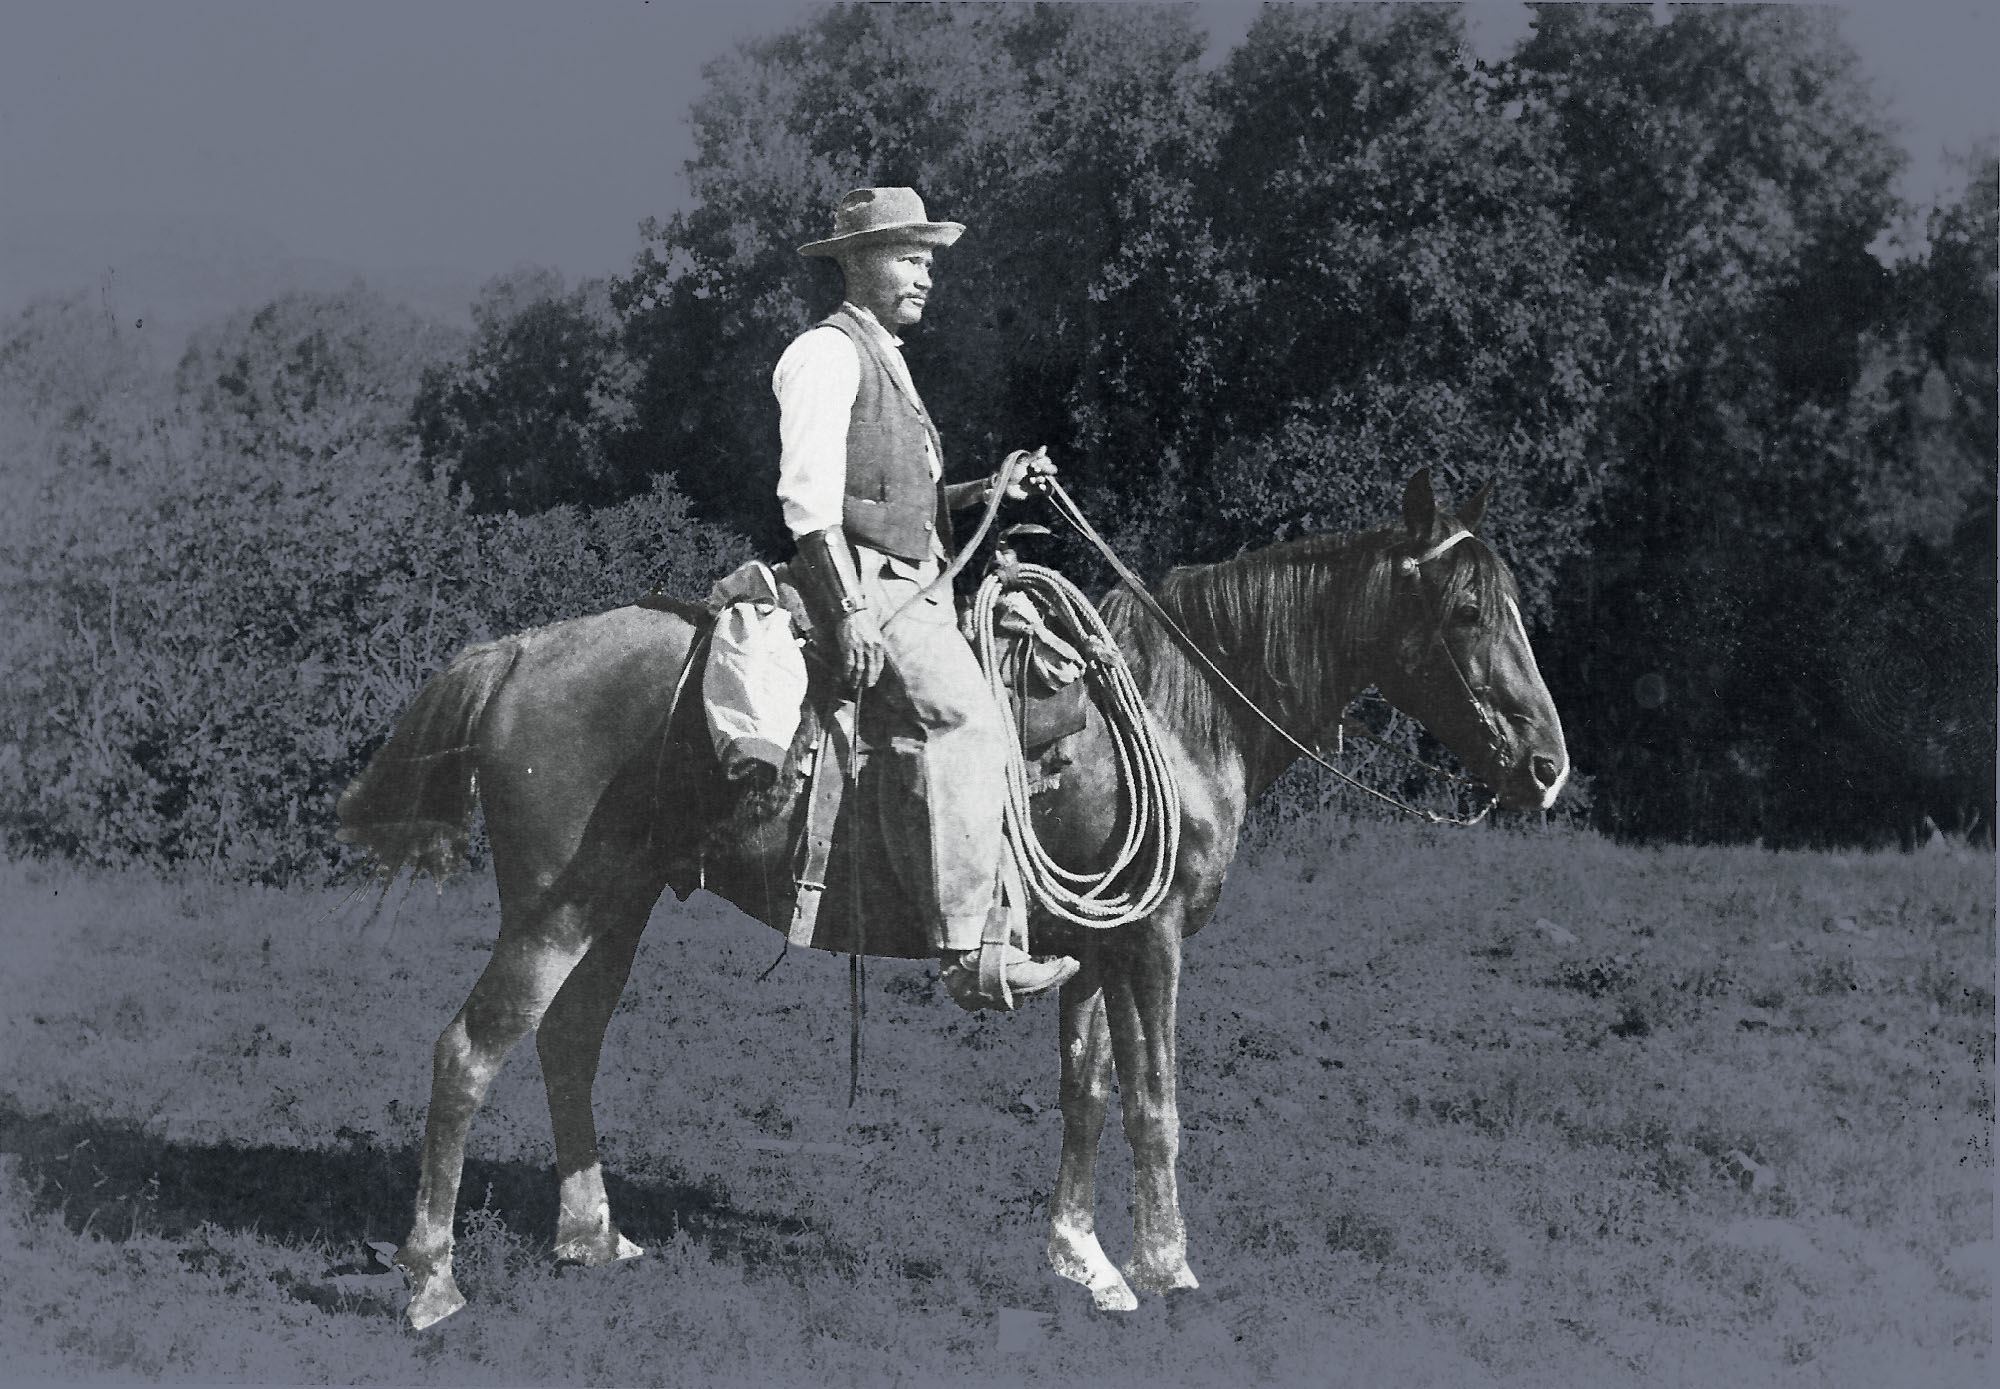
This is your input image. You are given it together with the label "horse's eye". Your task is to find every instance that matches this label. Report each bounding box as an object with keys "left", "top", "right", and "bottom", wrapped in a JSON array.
[{"left": 1454, "top": 603, "right": 1481, "bottom": 626}]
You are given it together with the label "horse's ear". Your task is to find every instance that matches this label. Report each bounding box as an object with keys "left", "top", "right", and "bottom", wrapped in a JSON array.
[
  {"left": 1459, "top": 479, "right": 1495, "bottom": 535},
  {"left": 1402, "top": 469, "right": 1439, "bottom": 541}
]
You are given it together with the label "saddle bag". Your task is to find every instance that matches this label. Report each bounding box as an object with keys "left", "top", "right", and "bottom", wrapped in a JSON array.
[{"left": 700, "top": 562, "right": 810, "bottom": 785}]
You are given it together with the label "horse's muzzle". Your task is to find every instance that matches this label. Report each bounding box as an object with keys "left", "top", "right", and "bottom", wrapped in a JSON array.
[{"left": 1495, "top": 737, "right": 1568, "bottom": 813}]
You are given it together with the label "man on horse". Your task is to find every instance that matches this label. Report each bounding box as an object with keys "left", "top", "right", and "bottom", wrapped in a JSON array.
[{"left": 779, "top": 186, "right": 1078, "bottom": 1011}]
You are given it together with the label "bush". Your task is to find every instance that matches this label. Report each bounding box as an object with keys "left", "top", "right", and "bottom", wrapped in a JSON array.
[
  {"left": 174, "top": 285, "right": 466, "bottom": 455},
  {"left": 0, "top": 416, "right": 747, "bottom": 883}
]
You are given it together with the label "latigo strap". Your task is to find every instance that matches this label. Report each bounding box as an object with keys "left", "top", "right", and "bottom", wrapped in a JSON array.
[
  {"left": 787, "top": 698, "right": 857, "bottom": 947},
  {"left": 974, "top": 901, "right": 1017, "bottom": 1012}
]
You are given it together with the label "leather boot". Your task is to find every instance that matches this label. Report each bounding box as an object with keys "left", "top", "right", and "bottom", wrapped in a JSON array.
[{"left": 940, "top": 944, "right": 1079, "bottom": 1012}]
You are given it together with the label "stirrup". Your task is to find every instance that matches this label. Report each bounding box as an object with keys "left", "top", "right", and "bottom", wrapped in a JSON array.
[
  {"left": 941, "top": 909, "right": 1079, "bottom": 1012},
  {"left": 975, "top": 903, "right": 1017, "bottom": 1012},
  {"left": 941, "top": 945, "right": 1078, "bottom": 1011}
]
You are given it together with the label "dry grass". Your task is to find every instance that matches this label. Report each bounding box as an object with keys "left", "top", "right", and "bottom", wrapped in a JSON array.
[{"left": 0, "top": 818, "right": 1990, "bottom": 1386}]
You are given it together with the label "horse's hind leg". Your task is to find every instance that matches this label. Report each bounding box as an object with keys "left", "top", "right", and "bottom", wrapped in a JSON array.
[
  {"left": 538, "top": 912, "right": 648, "bottom": 1267},
  {"left": 398, "top": 928, "right": 591, "bottom": 1329},
  {"left": 1047, "top": 936, "right": 1139, "bottom": 1312}
]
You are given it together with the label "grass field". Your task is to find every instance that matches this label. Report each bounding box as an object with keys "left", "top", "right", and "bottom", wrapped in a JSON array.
[{"left": 0, "top": 818, "right": 1991, "bottom": 1386}]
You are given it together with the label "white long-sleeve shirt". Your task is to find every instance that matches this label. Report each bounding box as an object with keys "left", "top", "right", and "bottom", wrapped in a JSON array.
[{"left": 772, "top": 302, "right": 940, "bottom": 541}]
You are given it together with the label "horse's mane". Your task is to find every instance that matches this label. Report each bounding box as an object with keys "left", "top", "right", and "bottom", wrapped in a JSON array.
[{"left": 1098, "top": 522, "right": 1520, "bottom": 759}]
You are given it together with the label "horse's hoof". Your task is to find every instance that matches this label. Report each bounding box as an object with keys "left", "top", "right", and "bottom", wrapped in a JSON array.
[
  {"left": 404, "top": 1270, "right": 466, "bottom": 1330},
  {"left": 1125, "top": 1259, "right": 1200, "bottom": 1294},
  {"left": 1091, "top": 1279, "right": 1140, "bottom": 1313},
  {"left": 1049, "top": 1231, "right": 1138, "bottom": 1312},
  {"left": 554, "top": 1232, "right": 645, "bottom": 1267}
]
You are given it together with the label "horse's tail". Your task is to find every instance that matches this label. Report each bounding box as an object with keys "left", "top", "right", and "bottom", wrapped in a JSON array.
[{"left": 335, "top": 636, "right": 524, "bottom": 882}]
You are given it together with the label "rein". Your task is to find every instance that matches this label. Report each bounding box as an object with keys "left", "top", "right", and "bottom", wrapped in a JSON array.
[{"left": 1036, "top": 479, "right": 1496, "bottom": 828}]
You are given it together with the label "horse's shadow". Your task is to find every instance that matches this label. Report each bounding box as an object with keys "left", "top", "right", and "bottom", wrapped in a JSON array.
[{"left": 0, "top": 1099, "right": 812, "bottom": 1269}]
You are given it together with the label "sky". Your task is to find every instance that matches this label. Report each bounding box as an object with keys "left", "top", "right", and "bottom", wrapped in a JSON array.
[{"left": 0, "top": 1, "right": 1992, "bottom": 333}]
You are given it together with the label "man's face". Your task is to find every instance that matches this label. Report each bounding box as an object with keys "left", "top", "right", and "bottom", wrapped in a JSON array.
[{"left": 841, "top": 241, "right": 935, "bottom": 331}]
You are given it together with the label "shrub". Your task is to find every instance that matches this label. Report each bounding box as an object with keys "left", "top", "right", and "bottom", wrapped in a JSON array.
[{"left": 0, "top": 413, "right": 748, "bottom": 882}]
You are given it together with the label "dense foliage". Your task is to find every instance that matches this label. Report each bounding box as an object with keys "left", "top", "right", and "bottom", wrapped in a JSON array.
[
  {"left": 410, "top": 270, "right": 641, "bottom": 513},
  {"left": 1, "top": 4, "right": 1991, "bottom": 878},
  {"left": 1514, "top": 8, "right": 1995, "bottom": 843},
  {"left": 1194, "top": 5, "right": 1610, "bottom": 612},
  {"left": 0, "top": 290, "right": 744, "bottom": 881}
]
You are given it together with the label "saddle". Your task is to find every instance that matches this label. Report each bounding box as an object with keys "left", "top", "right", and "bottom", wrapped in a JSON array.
[{"left": 634, "top": 564, "right": 1089, "bottom": 961}]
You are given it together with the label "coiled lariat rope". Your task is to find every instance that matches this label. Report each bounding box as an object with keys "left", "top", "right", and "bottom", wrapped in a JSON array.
[
  {"left": 969, "top": 562, "right": 1183, "bottom": 929},
  {"left": 901, "top": 452, "right": 1490, "bottom": 952}
]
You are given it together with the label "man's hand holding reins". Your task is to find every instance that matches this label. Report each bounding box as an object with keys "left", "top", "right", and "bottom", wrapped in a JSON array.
[{"left": 991, "top": 446, "right": 1057, "bottom": 503}]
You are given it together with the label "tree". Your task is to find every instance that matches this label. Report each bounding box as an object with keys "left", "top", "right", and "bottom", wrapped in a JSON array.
[
  {"left": 380, "top": 0, "right": 1978, "bottom": 846},
  {"left": 1516, "top": 6, "right": 1958, "bottom": 843},
  {"left": 614, "top": 3, "right": 1225, "bottom": 559},
  {"left": 411, "top": 269, "right": 641, "bottom": 514},
  {"left": 1846, "top": 147, "right": 1998, "bottom": 562},
  {"left": 1835, "top": 150, "right": 1998, "bottom": 841},
  {"left": 1193, "top": 4, "right": 1610, "bottom": 612},
  {"left": 615, "top": 1, "right": 1614, "bottom": 618}
]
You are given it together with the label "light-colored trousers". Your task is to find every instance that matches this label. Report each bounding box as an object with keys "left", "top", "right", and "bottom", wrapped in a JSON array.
[{"left": 860, "top": 551, "right": 1015, "bottom": 953}]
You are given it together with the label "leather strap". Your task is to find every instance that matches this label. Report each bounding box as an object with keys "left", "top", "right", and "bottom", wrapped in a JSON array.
[
  {"left": 973, "top": 893, "right": 1017, "bottom": 1012},
  {"left": 788, "top": 698, "right": 857, "bottom": 946}
]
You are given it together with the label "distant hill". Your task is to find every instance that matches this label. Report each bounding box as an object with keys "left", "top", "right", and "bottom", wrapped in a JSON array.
[{"left": 0, "top": 209, "right": 488, "bottom": 359}]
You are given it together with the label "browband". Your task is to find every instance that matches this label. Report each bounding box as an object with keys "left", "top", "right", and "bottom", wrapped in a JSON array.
[{"left": 1409, "top": 528, "right": 1475, "bottom": 566}]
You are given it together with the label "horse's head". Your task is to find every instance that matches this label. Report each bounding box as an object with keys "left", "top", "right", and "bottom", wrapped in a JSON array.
[{"left": 1369, "top": 470, "right": 1568, "bottom": 814}]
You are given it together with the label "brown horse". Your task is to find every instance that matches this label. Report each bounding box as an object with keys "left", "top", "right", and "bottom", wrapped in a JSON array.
[{"left": 337, "top": 470, "right": 1567, "bottom": 1328}]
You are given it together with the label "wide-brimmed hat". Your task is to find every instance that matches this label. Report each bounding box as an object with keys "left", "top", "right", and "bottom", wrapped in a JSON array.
[{"left": 798, "top": 187, "right": 965, "bottom": 258}]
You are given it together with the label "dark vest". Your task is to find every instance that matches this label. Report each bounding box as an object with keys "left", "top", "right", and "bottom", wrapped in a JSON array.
[{"left": 819, "top": 306, "right": 953, "bottom": 562}]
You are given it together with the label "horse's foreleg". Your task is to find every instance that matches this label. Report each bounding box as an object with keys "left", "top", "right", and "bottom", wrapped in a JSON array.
[
  {"left": 399, "top": 930, "right": 590, "bottom": 1330},
  {"left": 1047, "top": 937, "right": 1137, "bottom": 1312},
  {"left": 537, "top": 917, "right": 647, "bottom": 1268},
  {"left": 1104, "top": 923, "right": 1198, "bottom": 1295}
]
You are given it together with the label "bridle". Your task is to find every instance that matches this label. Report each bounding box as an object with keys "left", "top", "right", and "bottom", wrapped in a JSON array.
[
  {"left": 1395, "top": 528, "right": 1515, "bottom": 777},
  {"left": 1037, "top": 478, "right": 1500, "bottom": 827}
]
